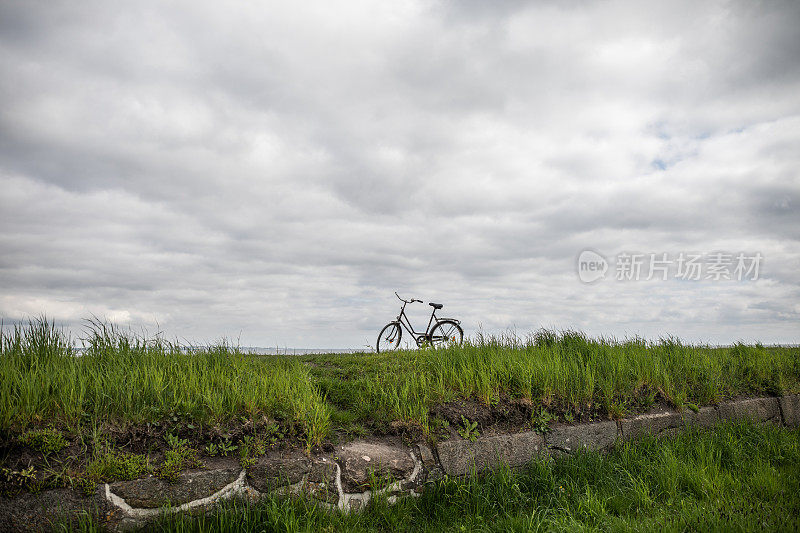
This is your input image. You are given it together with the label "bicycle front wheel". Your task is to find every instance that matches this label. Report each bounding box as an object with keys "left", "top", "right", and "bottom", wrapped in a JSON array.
[
  {"left": 377, "top": 322, "right": 402, "bottom": 353},
  {"left": 429, "top": 320, "right": 463, "bottom": 349}
]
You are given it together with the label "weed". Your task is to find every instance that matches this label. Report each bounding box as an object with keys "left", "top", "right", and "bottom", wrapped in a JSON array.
[
  {"left": 219, "top": 438, "right": 237, "bottom": 457},
  {"left": 531, "top": 409, "right": 556, "bottom": 434},
  {"left": 431, "top": 417, "right": 451, "bottom": 442},
  {"left": 19, "top": 427, "right": 67, "bottom": 455},
  {"left": 165, "top": 433, "right": 190, "bottom": 449},
  {"left": 608, "top": 400, "right": 626, "bottom": 420},
  {"left": 205, "top": 442, "right": 219, "bottom": 456},
  {"left": 262, "top": 423, "right": 284, "bottom": 446},
  {"left": 457, "top": 415, "right": 480, "bottom": 442},
  {"left": 1, "top": 466, "right": 37, "bottom": 494},
  {"left": 78, "top": 447, "right": 149, "bottom": 495},
  {"left": 239, "top": 435, "right": 269, "bottom": 468},
  {"left": 155, "top": 445, "right": 201, "bottom": 482}
]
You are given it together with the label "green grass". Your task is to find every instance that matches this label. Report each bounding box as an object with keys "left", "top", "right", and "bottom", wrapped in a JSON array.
[
  {"left": 62, "top": 422, "right": 800, "bottom": 532},
  {"left": 79, "top": 446, "right": 150, "bottom": 495},
  {"left": 300, "top": 331, "right": 799, "bottom": 437},
  {"left": 1, "top": 318, "right": 798, "bottom": 447},
  {"left": 0, "top": 318, "right": 331, "bottom": 450}
]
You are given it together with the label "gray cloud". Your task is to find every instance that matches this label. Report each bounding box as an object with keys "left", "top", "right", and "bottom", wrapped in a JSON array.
[{"left": 1, "top": 0, "right": 799, "bottom": 347}]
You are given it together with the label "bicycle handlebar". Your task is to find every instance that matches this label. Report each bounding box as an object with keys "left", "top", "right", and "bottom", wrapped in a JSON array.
[{"left": 395, "top": 292, "right": 422, "bottom": 304}]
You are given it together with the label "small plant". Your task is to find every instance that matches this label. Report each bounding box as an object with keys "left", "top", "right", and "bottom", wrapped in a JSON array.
[
  {"left": 205, "top": 442, "right": 219, "bottom": 456},
  {"left": 563, "top": 411, "right": 575, "bottom": 424},
  {"left": 19, "top": 428, "right": 67, "bottom": 455},
  {"left": 608, "top": 400, "right": 627, "bottom": 420},
  {"left": 219, "top": 438, "right": 237, "bottom": 457},
  {"left": 155, "top": 445, "right": 201, "bottom": 482},
  {"left": 78, "top": 447, "right": 149, "bottom": 495},
  {"left": 457, "top": 415, "right": 480, "bottom": 442},
  {"left": 431, "top": 418, "right": 451, "bottom": 441},
  {"left": 204, "top": 438, "right": 237, "bottom": 457},
  {"left": 1, "top": 466, "right": 38, "bottom": 494},
  {"left": 38, "top": 465, "right": 71, "bottom": 491},
  {"left": 263, "top": 423, "right": 284, "bottom": 446},
  {"left": 238, "top": 435, "right": 268, "bottom": 468},
  {"left": 532, "top": 409, "right": 556, "bottom": 434},
  {"left": 165, "top": 433, "right": 190, "bottom": 449},
  {"left": 84, "top": 449, "right": 149, "bottom": 482},
  {"left": 75, "top": 476, "right": 98, "bottom": 496}
]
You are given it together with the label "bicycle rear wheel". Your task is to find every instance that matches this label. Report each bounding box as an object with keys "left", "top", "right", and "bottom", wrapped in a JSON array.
[
  {"left": 377, "top": 322, "right": 402, "bottom": 353},
  {"left": 429, "top": 320, "right": 463, "bottom": 348}
]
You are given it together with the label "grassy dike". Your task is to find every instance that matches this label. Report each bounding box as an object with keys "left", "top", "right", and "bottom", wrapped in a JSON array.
[{"left": 1, "top": 318, "right": 798, "bottom": 498}]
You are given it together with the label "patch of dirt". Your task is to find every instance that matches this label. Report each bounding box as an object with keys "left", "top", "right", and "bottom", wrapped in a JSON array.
[
  {"left": 430, "top": 386, "right": 678, "bottom": 437},
  {"left": 431, "top": 396, "right": 534, "bottom": 437},
  {"left": 100, "top": 415, "right": 300, "bottom": 456},
  {"left": 0, "top": 415, "right": 303, "bottom": 498}
]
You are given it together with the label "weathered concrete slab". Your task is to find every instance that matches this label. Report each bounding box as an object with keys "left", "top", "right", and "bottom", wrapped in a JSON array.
[
  {"left": 416, "top": 443, "right": 445, "bottom": 483},
  {"left": 417, "top": 443, "right": 436, "bottom": 468},
  {"left": 437, "top": 432, "right": 544, "bottom": 476},
  {"left": 620, "top": 410, "right": 683, "bottom": 440},
  {"left": 337, "top": 441, "right": 415, "bottom": 492},
  {"left": 546, "top": 421, "right": 618, "bottom": 453},
  {"left": 779, "top": 394, "right": 800, "bottom": 427},
  {"left": 0, "top": 486, "right": 112, "bottom": 533},
  {"left": 305, "top": 459, "right": 339, "bottom": 504},
  {"left": 247, "top": 453, "right": 310, "bottom": 493},
  {"left": 110, "top": 468, "right": 240, "bottom": 509},
  {"left": 718, "top": 397, "right": 781, "bottom": 425},
  {"left": 683, "top": 406, "right": 719, "bottom": 429},
  {"left": 620, "top": 407, "right": 721, "bottom": 441}
]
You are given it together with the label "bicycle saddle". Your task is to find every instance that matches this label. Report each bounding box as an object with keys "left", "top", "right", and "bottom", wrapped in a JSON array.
[{"left": 429, "top": 302, "right": 443, "bottom": 310}]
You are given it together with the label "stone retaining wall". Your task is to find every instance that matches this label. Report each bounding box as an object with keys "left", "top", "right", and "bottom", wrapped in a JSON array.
[{"left": 2, "top": 394, "right": 798, "bottom": 532}]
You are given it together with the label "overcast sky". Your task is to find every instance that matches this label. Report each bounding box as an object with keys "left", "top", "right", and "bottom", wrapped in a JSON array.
[{"left": 1, "top": 0, "right": 798, "bottom": 348}]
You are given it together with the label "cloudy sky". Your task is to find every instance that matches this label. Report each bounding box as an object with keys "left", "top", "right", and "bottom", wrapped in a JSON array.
[{"left": 1, "top": 0, "right": 798, "bottom": 348}]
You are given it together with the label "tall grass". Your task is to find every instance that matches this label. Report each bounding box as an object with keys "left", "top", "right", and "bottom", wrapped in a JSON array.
[
  {"left": 2, "top": 319, "right": 798, "bottom": 442},
  {"left": 305, "top": 330, "right": 798, "bottom": 435},
  {"left": 412, "top": 331, "right": 800, "bottom": 420},
  {"left": 417, "top": 330, "right": 798, "bottom": 414},
  {"left": 0, "top": 318, "right": 330, "bottom": 448}
]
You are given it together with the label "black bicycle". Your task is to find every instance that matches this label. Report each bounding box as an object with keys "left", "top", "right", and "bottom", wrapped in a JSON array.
[{"left": 376, "top": 292, "right": 464, "bottom": 352}]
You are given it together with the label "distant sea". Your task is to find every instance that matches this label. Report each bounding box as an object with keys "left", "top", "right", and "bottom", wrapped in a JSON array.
[
  {"left": 72, "top": 346, "right": 367, "bottom": 355},
  {"left": 238, "top": 347, "right": 365, "bottom": 355}
]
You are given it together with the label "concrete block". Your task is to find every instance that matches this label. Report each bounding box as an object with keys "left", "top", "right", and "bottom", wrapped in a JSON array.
[
  {"left": 437, "top": 432, "right": 545, "bottom": 476},
  {"left": 111, "top": 468, "right": 240, "bottom": 508},
  {"left": 247, "top": 453, "right": 310, "bottom": 493},
  {"left": 718, "top": 397, "right": 781, "bottom": 425},
  {"left": 683, "top": 406, "right": 719, "bottom": 429},
  {"left": 546, "top": 421, "right": 619, "bottom": 453},
  {"left": 779, "top": 394, "right": 800, "bottom": 427},
  {"left": 337, "top": 441, "right": 415, "bottom": 492},
  {"left": 620, "top": 410, "right": 684, "bottom": 440}
]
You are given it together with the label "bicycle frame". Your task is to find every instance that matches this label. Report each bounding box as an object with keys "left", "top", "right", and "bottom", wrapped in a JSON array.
[{"left": 394, "top": 299, "right": 440, "bottom": 342}]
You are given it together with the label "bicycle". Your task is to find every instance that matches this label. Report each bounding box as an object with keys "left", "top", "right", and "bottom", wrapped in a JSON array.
[{"left": 376, "top": 292, "right": 464, "bottom": 353}]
